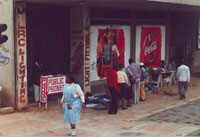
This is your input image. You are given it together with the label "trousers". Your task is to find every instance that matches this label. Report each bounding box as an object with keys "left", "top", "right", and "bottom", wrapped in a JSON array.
[
  {"left": 178, "top": 81, "right": 188, "bottom": 98},
  {"left": 33, "top": 84, "right": 40, "bottom": 102}
]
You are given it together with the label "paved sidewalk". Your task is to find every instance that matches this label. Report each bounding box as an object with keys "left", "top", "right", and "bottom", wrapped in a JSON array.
[{"left": 0, "top": 78, "right": 200, "bottom": 137}]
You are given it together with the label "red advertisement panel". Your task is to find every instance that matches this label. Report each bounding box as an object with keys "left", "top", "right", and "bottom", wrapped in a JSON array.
[
  {"left": 97, "top": 28, "right": 125, "bottom": 78},
  {"left": 40, "top": 75, "right": 66, "bottom": 103},
  {"left": 39, "top": 77, "right": 48, "bottom": 103},
  {"left": 140, "top": 27, "right": 162, "bottom": 69}
]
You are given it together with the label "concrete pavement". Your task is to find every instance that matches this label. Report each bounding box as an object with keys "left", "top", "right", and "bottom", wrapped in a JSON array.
[{"left": 0, "top": 77, "right": 200, "bottom": 137}]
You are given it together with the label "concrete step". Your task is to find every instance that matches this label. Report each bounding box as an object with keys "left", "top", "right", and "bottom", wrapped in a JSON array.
[{"left": 0, "top": 106, "right": 14, "bottom": 114}]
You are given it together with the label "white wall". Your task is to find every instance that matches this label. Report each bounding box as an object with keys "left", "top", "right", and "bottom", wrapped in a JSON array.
[{"left": 0, "top": 0, "right": 15, "bottom": 107}]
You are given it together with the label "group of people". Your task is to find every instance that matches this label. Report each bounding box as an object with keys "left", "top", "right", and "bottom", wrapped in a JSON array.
[
  {"left": 31, "top": 57, "right": 190, "bottom": 136},
  {"left": 106, "top": 58, "right": 148, "bottom": 115},
  {"left": 57, "top": 59, "right": 190, "bottom": 136},
  {"left": 106, "top": 58, "right": 191, "bottom": 115}
]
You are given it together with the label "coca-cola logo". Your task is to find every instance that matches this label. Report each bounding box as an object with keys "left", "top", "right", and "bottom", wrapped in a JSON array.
[{"left": 142, "top": 34, "right": 159, "bottom": 65}]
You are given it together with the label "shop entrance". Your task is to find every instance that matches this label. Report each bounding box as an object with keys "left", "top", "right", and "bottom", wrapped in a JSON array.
[
  {"left": 174, "top": 42, "right": 192, "bottom": 69},
  {"left": 26, "top": 4, "right": 70, "bottom": 103}
]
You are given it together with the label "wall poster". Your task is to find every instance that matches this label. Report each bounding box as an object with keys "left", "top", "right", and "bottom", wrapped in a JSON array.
[
  {"left": 136, "top": 26, "right": 165, "bottom": 69},
  {"left": 90, "top": 26, "right": 130, "bottom": 81}
]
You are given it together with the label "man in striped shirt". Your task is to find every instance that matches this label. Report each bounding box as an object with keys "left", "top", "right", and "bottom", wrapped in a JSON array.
[{"left": 128, "top": 58, "right": 141, "bottom": 104}]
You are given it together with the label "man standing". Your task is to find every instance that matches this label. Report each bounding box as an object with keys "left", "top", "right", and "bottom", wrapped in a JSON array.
[
  {"left": 128, "top": 58, "right": 141, "bottom": 104},
  {"left": 107, "top": 64, "right": 120, "bottom": 114},
  {"left": 139, "top": 62, "right": 147, "bottom": 101},
  {"left": 31, "top": 58, "right": 43, "bottom": 102},
  {"left": 176, "top": 60, "right": 190, "bottom": 100}
]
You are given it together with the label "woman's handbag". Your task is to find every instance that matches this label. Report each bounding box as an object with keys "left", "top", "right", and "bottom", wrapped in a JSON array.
[{"left": 67, "top": 102, "right": 72, "bottom": 110}]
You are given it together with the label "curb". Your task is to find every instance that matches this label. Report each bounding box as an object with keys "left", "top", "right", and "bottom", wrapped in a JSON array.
[{"left": 0, "top": 107, "right": 14, "bottom": 114}]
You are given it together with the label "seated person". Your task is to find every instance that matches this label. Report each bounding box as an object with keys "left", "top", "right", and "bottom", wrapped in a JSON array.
[{"left": 160, "top": 60, "right": 168, "bottom": 70}]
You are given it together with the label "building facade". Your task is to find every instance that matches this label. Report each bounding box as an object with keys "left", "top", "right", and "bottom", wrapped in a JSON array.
[{"left": 0, "top": 0, "right": 200, "bottom": 110}]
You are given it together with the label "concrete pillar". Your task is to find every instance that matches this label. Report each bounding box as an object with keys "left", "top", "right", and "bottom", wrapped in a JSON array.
[
  {"left": 130, "top": 11, "right": 136, "bottom": 61},
  {"left": 70, "top": 6, "right": 84, "bottom": 89},
  {"left": 165, "top": 12, "right": 170, "bottom": 64},
  {"left": 15, "top": 2, "right": 28, "bottom": 110},
  {"left": 83, "top": 4, "right": 91, "bottom": 93}
]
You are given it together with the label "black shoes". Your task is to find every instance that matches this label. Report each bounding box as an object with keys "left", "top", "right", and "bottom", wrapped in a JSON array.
[
  {"left": 180, "top": 95, "right": 186, "bottom": 100},
  {"left": 108, "top": 111, "right": 117, "bottom": 115},
  {"left": 122, "top": 107, "right": 128, "bottom": 110}
]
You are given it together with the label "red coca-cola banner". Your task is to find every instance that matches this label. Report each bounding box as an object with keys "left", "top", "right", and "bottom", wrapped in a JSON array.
[{"left": 140, "top": 27, "right": 161, "bottom": 69}]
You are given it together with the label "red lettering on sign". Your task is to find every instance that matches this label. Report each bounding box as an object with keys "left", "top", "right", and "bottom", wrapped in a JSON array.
[
  {"left": 71, "top": 41, "right": 84, "bottom": 74},
  {"left": 19, "top": 49, "right": 24, "bottom": 55},
  {"left": 18, "top": 17, "right": 27, "bottom": 104},
  {"left": 83, "top": 20, "right": 90, "bottom": 92},
  {"left": 84, "top": 66, "right": 90, "bottom": 86},
  {"left": 20, "top": 88, "right": 25, "bottom": 103},
  {"left": 18, "top": 39, "right": 25, "bottom": 47},
  {"left": 17, "top": 24, "right": 26, "bottom": 38},
  {"left": 72, "top": 54, "right": 83, "bottom": 74}
]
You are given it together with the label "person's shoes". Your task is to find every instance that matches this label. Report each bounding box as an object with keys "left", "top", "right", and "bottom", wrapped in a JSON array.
[
  {"left": 68, "top": 131, "right": 72, "bottom": 136},
  {"left": 122, "top": 107, "right": 128, "bottom": 110},
  {"left": 108, "top": 111, "right": 117, "bottom": 115},
  {"left": 180, "top": 96, "right": 183, "bottom": 100},
  {"left": 108, "top": 111, "right": 113, "bottom": 114},
  {"left": 71, "top": 130, "right": 77, "bottom": 136},
  {"left": 180, "top": 95, "right": 186, "bottom": 100}
]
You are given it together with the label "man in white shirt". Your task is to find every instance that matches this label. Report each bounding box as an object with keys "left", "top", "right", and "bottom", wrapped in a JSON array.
[{"left": 176, "top": 60, "right": 190, "bottom": 100}]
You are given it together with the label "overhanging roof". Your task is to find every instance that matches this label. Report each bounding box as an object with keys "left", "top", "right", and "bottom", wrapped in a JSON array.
[{"left": 15, "top": 0, "right": 200, "bottom": 12}]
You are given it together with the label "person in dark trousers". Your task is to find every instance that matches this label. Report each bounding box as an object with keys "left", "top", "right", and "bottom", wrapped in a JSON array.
[
  {"left": 119, "top": 64, "right": 132, "bottom": 107},
  {"left": 31, "top": 58, "right": 43, "bottom": 102},
  {"left": 117, "top": 64, "right": 129, "bottom": 109},
  {"left": 107, "top": 64, "right": 120, "bottom": 114},
  {"left": 176, "top": 60, "right": 190, "bottom": 99}
]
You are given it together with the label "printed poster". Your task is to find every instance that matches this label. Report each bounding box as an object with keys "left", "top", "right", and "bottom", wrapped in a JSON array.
[
  {"left": 140, "top": 27, "right": 162, "bottom": 68},
  {"left": 96, "top": 28, "right": 125, "bottom": 78},
  {"left": 90, "top": 26, "right": 130, "bottom": 81},
  {"left": 135, "top": 26, "right": 165, "bottom": 69}
]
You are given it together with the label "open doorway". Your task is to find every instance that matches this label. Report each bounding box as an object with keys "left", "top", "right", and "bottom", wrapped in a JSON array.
[
  {"left": 26, "top": 4, "right": 70, "bottom": 103},
  {"left": 174, "top": 42, "right": 192, "bottom": 69}
]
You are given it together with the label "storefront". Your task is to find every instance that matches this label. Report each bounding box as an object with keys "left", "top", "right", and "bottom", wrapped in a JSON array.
[
  {"left": 0, "top": 0, "right": 200, "bottom": 110},
  {"left": 15, "top": 2, "right": 72, "bottom": 109}
]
